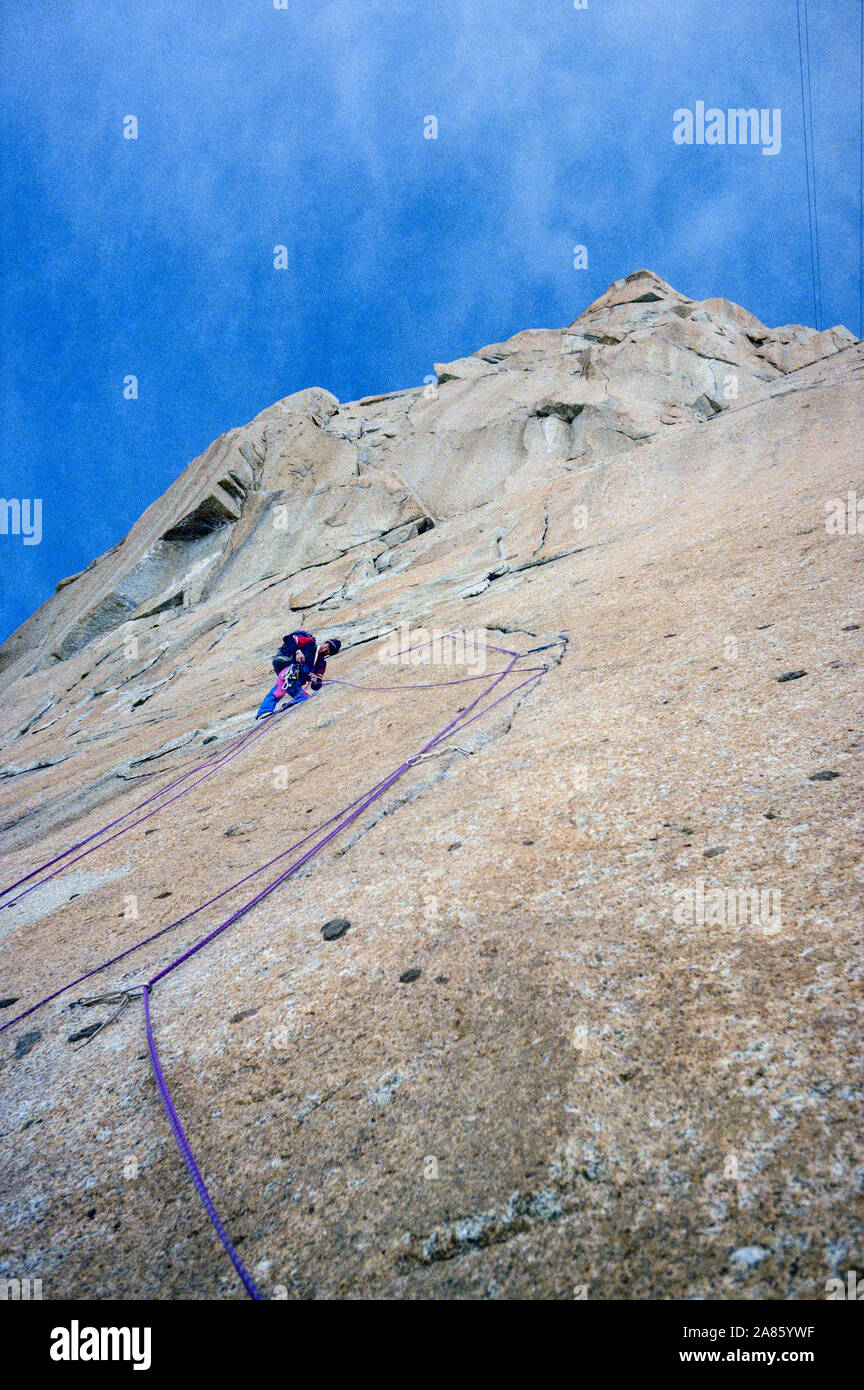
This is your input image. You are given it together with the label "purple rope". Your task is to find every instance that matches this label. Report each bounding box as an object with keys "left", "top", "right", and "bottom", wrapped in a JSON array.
[
  {"left": 5, "top": 639, "right": 549, "bottom": 1299},
  {"left": 1, "top": 634, "right": 522, "bottom": 902},
  {"left": 143, "top": 652, "right": 549, "bottom": 1298},
  {"left": 0, "top": 714, "right": 269, "bottom": 900},
  {"left": 0, "top": 667, "right": 546, "bottom": 1035},
  {"left": 0, "top": 781, "right": 376, "bottom": 1033},
  {"left": 146, "top": 654, "right": 521, "bottom": 986},
  {"left": 0, "top": 698, "right": 308, "bottom": 913},
  {"left": 0, "top": 775, "right": 397, "bottom": 1032},
  {"left": 321, "top": 633, "right": 534, "bottom": 691},
  {"left": 325, "top": 670, "right": 509, "bottom": 692},
  {"left": 143, "top": 987, "right": 262, "bottom": 1300}
]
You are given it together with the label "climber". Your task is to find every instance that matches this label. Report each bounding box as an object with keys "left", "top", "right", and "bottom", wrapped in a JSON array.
[{"left": 255, "top": 633, "right": 342, "bottom": 718}]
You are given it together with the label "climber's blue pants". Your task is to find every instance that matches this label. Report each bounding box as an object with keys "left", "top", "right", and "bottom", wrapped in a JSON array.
[
  {"left": 256, "top": 685, "right": 280, "bottom": 718},
  {"left": 256, "top": 684, "right": 308, "bottom": 719}
]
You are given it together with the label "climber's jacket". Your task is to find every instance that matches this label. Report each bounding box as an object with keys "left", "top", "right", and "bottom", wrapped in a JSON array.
[{"left": 272, "top": 631, "right": 328, "bottom": 692}]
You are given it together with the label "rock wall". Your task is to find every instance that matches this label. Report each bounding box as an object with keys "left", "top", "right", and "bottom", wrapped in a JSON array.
[{"left": 1, "top": 271, "right": 861, "bottom": 1300}]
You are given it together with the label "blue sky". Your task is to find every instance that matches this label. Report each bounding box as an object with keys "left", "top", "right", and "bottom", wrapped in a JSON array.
[{"left": 1, "top": 0, "right": 860, "bottom": 640}]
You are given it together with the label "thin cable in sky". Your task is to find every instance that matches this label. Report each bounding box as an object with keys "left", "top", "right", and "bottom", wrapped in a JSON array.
[
  {"left": 796, "top": 0, "right": 821, "bottom": 329},
  {"left": 803, "top": 0, "right": 823, "bottom": 329}
]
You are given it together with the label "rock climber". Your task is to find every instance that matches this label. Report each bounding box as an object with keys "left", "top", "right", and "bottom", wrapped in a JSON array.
[{"left": 255, "top": 632, "right": 342, "bottom": 718}]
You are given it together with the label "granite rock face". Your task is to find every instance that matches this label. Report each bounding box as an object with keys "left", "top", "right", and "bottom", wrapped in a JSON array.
[{"left": 1, "top": 271, "right": 862, "bottom": 1301}]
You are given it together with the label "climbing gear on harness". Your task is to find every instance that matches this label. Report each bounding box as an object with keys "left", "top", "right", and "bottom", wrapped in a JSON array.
[{"left": 277, "top": 661, "right": 302, "bottom": 699}]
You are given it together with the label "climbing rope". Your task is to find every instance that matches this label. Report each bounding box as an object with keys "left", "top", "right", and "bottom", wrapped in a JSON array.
[
  {"left": 0, "top": 655, "right": 543, "bottom": 911},
  {"left": 0, "top": 697, "right": 310, "bottom": 913},
  {"left": 142, "top": 644, "right": 544, "bottom": 1298},
  {"left": 3, "top": 637, "right": 553, "bottom": 1298},
  {"left": 0, "top": 665, "right": 545, "bottom": 1035},
  {"left": 0, "top": 655, "right": 549, "bottom": 1034},
  {"left": 796, "top": 0, "right": 823, "bottom": 329},
  {"left": 143, "top": 984, "right": 261, "bottom": 1300},
  {"left": 0, "top": 709, "right": 270, "bottom": 901}
]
